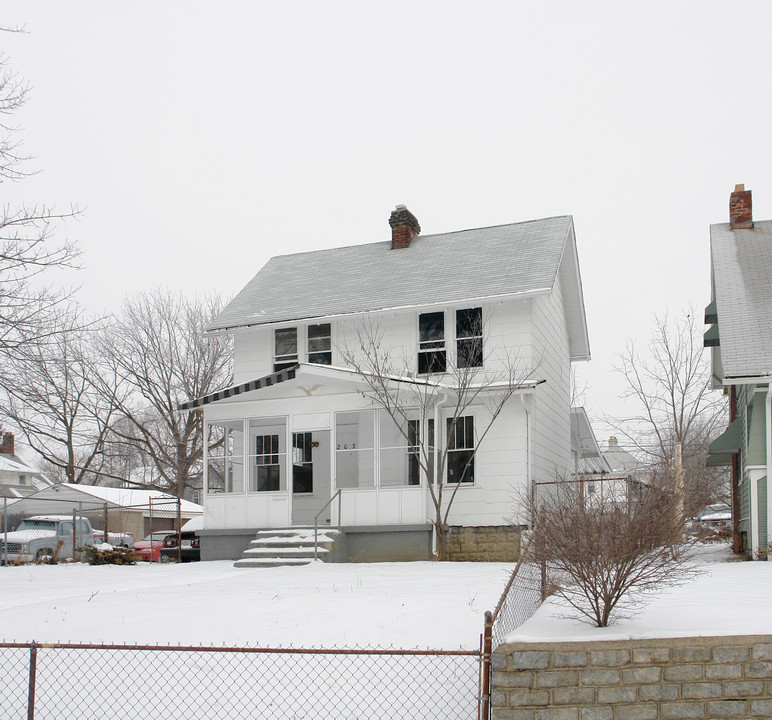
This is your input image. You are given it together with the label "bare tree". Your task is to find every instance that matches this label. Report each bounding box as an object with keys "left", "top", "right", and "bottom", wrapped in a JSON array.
[
  {"left": 611, "top": 310, "right": 727, "bottom": 517},
  {"left": 341, "top": 316, "right": 536, "bottom": 560},
  {"left": 102, "top": 290, "right": 232, "bottom": 499},
  {"left": 530, "top": 479, "right": 698, "bottom": 627},
  {"left": 0, "top": 40, "right": 81, "bottom": 356},
  {"left": 0, "top": 304, "right": 119, "bottom": 484}
]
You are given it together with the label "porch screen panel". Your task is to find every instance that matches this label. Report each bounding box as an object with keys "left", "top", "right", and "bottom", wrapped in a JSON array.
[
  {"left": 206, "top": 421, "right": 244, "bottom": 494},
  {"left": 379, "top": 412, "right": 419, "bottom": 487},
  {"left": 248, "top": 418, "right": 287, "bottom": 492},
  {"left": 335, "top": 411, "right": 375, "bottom": 488}
]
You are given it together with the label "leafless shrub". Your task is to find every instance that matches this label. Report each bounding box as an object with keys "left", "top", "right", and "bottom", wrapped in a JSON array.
[{"left": 529, "top": 479, "right": 699, "bottom": 627}]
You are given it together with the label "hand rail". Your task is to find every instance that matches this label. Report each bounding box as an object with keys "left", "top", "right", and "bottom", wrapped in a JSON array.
[{"left": 314, "top": 488, "right": 342, "bottom": 561}]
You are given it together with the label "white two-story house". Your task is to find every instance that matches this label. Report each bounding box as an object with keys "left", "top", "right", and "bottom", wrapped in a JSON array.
[{"left": 183, "top": 206, "right": 590, "bottom": 562}]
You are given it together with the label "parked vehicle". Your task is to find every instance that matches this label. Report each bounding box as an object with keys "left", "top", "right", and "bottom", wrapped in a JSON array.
[
  {"left": 92, "top": 530, "right": 134, "bottom": 548},
  {"left": 160, "top": 531, "right": 201, "bottom": 563},
  {"left": 134, "top": 531, "right": 176, "bottom": 562},
  {"left": 0, "top": 515, "right": 96, "bottom": 563}
]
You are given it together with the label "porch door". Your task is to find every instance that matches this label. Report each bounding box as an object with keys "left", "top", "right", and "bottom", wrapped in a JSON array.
[{"left": 291, "top": 430, "right": 331, "bottom": 526}]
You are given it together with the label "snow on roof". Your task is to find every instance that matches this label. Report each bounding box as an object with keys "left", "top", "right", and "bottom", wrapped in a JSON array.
[
  {"left": 710, "top": 218, "right": 772, "bottom": 379},
  {"left": 209, "top": 215, "right": 585, "bottom": 336},
  {"left": 38, "top": 484, "right": 203, "bottom": 515},
  {"left": 0, "top": 455, "right": 39, "bottom": 474}
]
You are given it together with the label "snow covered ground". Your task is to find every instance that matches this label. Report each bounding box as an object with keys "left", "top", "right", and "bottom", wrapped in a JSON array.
[
  {"left": 0, "top": 560, "right": 514, "bottom": 649},
  {"left": 508, "top": 543, "right": 772, "bottom": 643}
]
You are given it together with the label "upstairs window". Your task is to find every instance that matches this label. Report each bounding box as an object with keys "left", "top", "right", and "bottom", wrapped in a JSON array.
[
  {"left": 447, "top": 415, "right": 475, "bottom": 484},
  {"left": 307, "top": 323, "right": 332, "bottom": 366},
  {"left": 274, "top": 328, "right": 298, "bottom": 372},
  {"left": 456, "top": 307, "right": 483, "bottom": 368},
  {"left": 418, "top": 312, "right": 446, "bottom": 374}
]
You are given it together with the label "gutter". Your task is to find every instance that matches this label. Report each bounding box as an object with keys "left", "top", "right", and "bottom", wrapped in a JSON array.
[{"left": 204, "top": 288, "right": 554, "bottom": 337}]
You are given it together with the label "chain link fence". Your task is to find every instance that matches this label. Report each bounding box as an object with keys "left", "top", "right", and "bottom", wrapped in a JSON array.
[
  {"left": 0, "top": 641, "right": 481, "bottom": 720},
  {"left": 479, "top": 558, "right": 544, "bottom": 719}
]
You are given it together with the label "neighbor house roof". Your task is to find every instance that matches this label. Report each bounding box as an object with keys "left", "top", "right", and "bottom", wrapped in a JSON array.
[
  {"left": 20, "top": 484, "right": 203, "bottom": 515},
  {"left": 208, "top": 215, "right": 590, "bottom": 358},
  {"left": 710, "top": 219, "right": 772, "bottom": 380},
  {"left": 570, "top": 408, "right": 613, "bottom": 475}
]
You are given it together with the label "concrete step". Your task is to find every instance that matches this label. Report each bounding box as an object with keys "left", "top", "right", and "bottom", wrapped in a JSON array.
[
  {"left": 248, "top": 538, "right": 336, "bottom": 549},
  {"left": 243, "top": 546, "right": 327, "bottom": 558},
  {"left": 234, "top": 527, "right": 343, "bottom": 569},
  {"left": 234, "top": 557, "right": 317, "bottom": 568}
]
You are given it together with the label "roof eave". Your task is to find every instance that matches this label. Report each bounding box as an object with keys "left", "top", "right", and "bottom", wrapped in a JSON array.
[{"left": 204, "top": 287, "right": 554, "bottom": 336}]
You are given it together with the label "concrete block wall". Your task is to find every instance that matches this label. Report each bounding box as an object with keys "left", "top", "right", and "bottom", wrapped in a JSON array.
[
  {"left": 493, "top": 635, "right": 772, "bottom": 719},
  {"left": 446, "top": 525, "right": 521, "bottom": 562}
]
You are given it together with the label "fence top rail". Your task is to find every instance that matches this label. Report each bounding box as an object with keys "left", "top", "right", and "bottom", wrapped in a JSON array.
[{"left": 0, "top": 640, "right": 479, "bottom": 656}]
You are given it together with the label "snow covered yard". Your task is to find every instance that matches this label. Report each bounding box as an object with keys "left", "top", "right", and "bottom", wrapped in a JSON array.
[
  {"left": 0, "top": 560, "right": 514, "bottom": 649},
  {"left": 508, "top": 543, "right": 772, "bottom": 643}
]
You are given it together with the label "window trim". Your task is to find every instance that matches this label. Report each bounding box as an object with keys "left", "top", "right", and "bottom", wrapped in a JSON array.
[
  {"left": 455, "top": 307, "right": 484, "bottom": 369},
  {"left": 445, "top": 414, "right": 476, "bottom": 485},
  {"left": 274, "top": 327, "right": 298, "bottom": 372},
  {"left": 307, "top": 323, "right": 332, "bottom": 366},
  {"left": 417, "top": 311, "right": 447, "bottom": 375}
]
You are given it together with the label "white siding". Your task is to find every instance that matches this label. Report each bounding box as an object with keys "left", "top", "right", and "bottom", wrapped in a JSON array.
[
  {"left": 214, "top": 286, "right": 573, "bottom": 530},
  {"left": 530, "top": 273, "right": 572, "bottom": 487}
]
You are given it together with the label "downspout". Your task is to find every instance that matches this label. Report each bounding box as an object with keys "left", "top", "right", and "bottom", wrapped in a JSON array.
[
  {"left": 519, "top": 394, "right": 533, "bottom": 518},
  {"left": 431, "top": 392, "right": 450, "bottom": 558},
  {"left": 729, "top": 387, "right": 741, "bottom": 554},
  {"left": 766, "top": 384, "right": 772, "bottom": 555}
]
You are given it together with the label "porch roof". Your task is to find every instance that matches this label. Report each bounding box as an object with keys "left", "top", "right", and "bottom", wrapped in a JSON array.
[{"left": 179, "top": 363, "right": 545, "bottom": 411}]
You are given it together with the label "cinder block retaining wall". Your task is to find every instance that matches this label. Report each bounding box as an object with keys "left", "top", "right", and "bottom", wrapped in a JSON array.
[
  {"left": 493, "top": 635, "right": 772, "bottom": 720},
  {"left": 445, "top": 525, "right": 521, "bottom": 562}
]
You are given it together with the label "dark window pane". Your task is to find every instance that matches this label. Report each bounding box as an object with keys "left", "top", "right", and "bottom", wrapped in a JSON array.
[
  {"left": 447, "top": 450, "right": 474, "bottom": 483},
  {"left": 419, "top": 312, "right": 444, "bottom": 343},
  {"left": 308, "top": 351, "right": 332, "bottom": 366},
  {"left": 457, "top": 338, "right": 483, "bottom": 368},
  {"left": 456, "top": 307, "right": 482, "bottom": 338},
  {"left": 418, "top": 350, "right": 446, "bottom": 374},
  {"left": 457, "top": 308, "right": 483, "bottom": 368},
  {"left": 293, "top": 464, "right": 313, "bottom": 493},
  {"left": 275, "top": 328, "right": 297, "bottom": 356},
  {"left": 257, "top": 465, "right": 280, "bottom": 491}
]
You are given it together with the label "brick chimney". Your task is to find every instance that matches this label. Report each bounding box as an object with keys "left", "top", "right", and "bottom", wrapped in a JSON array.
[
  {"left": 0, "top": 431, "right": 14, "bottom": 456},
  {"left": 389, "top": 205, "right": 421, "bottom": 249},
  {"left": 608, "top": 436, "right": 618, "bottom": 448},
  {"left": 729, "top": 184, "right": 753, "bottom": 230}
]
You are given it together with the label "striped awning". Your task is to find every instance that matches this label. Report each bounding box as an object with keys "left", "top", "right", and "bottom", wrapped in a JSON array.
[{"left": 179, "top": 366, "right": 298, "bottom": 411}]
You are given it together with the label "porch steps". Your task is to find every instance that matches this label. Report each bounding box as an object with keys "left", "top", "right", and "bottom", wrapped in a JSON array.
[{"left": 234, "top": 528, "right": 342, "bottom": 568}]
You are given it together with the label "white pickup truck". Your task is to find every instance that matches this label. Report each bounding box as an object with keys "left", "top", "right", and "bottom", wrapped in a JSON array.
[{"left": 0, "top": 515, "right": 96, "bottom": 563}]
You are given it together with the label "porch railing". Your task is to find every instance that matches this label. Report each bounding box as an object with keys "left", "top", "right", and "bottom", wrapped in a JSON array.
[{"left": 314, "top": 488, "right": 342, "bottom": 560}]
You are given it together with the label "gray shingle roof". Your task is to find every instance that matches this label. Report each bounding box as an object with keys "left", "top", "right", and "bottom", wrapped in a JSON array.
[
  {"left": 209, "top": 216, "right": 574, "bottom": 332},
  {"left": 710, "top": 219, "right": 772, "bottom": 379}
]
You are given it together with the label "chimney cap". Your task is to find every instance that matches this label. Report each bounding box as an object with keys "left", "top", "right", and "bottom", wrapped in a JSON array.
[
  {"left": 395, "top": 204, "right": 407, "bottom": 210},
  {"left": 734, "top": 184, "right": 745, "bottom": 192}
]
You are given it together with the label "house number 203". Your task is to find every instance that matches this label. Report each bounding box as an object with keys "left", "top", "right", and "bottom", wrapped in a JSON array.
[{"left": 336, "top": 443, "right": 356, "bottom": 450}]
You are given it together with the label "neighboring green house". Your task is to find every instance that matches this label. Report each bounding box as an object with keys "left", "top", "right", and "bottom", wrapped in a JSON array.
[{"left": 705, "top": 185, "right": 772, "bottom": 557}]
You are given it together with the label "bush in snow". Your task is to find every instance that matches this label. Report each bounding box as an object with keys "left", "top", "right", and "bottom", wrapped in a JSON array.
[
  {"left": 84, "top": 544, "right": 141, "bottom": 566},
  {"left": 527, "top": 480, "right": 700, "bottom": 627}
]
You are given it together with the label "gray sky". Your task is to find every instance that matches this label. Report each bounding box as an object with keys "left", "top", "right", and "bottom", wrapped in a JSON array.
[{"left": 4, "top": 1, "right": 772, "bottom": 438}]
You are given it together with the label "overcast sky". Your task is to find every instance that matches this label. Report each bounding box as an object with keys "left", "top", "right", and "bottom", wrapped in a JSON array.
[{"left": 4, "top": 1, "right": 772, "bottom": 442}]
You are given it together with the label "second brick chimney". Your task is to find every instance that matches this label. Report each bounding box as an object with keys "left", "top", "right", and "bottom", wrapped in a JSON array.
[
  {"left": 730, "top": 184, "right": 753, "bottom": 230},
  {"left": 0, "top": 431, "right": 14, "bottom": 456},
  {"left": 389, "top": 205, "right": 421, "bottom": 249}
]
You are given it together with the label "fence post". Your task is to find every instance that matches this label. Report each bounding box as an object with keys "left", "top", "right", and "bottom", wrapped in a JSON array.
[
  {"left": 27, "top": 642, "right": 38, "bottom": 720},
  {"left": 480, "top": 610, "right": 493, "bottom": 720},
  {"left": 72, "top": 509, "right": 77, "bottom": 562},
  {"left": 3, "top": 496, "right": 7, "bottom": 567},
  {"left": 177, "top": 497, "right": 182, "bottom": 564}
]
